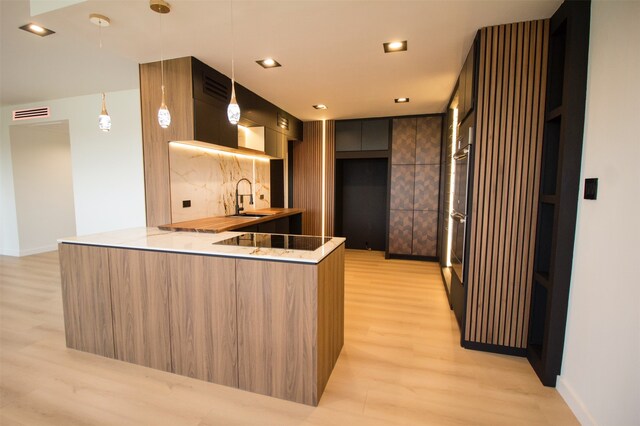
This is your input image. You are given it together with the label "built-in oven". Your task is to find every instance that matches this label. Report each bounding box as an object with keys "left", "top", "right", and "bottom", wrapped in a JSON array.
[{"left": 450, "top": 116, "right": 473, "bottom": 285}]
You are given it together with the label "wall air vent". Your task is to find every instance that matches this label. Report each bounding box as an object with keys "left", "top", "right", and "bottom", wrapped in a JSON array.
[
  {"left": 277, "top": 112, "right": 289, "bottom": 130},
  {"left": 202, "top": 73, "right": 229, "bottom": 102},
  {"left": 12, "top": 106, "right": 50, "bottom": 121}
]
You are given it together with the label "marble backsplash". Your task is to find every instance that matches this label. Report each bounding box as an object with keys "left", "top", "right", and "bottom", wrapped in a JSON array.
[{"left": 169, "top": 143, "right": 270, "bottom": 222}]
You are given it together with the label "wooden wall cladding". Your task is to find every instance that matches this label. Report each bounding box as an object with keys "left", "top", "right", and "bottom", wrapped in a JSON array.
[
  {"left": 465, "top": 20, "right": 549, "bottom": 349},
  {"left": 140, "top": 57, "right": 194, "bottom": 226},
  {"left": 292, "top": 121, "right": 335, "bottom": 236}
]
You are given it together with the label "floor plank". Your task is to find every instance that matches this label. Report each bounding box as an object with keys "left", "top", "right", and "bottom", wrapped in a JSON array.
[{"left": 0, "top": 249, "right": 578, "bottom": 425}]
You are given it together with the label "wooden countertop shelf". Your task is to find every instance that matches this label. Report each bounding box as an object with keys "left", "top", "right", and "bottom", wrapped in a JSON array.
[{"left": 158, "top": 208, "right": 304, "bottom": 233}]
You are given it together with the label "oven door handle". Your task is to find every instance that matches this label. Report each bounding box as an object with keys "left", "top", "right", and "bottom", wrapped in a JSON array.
[{"left": 450, "top": 211, "right": 466, "bottom": 223}]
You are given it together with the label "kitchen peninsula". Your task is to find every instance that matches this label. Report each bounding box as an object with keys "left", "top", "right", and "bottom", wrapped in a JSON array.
[{"left": 58, "top": 227, "right": 345, "bottom": 406}]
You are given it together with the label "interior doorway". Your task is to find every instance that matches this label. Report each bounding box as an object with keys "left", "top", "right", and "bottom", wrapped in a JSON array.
[
  {"left": 335, "top": 158, "right": 388, "bottom": 250},
  {"left": 9, "top": 120, "right": 76, "bottom": 254}
]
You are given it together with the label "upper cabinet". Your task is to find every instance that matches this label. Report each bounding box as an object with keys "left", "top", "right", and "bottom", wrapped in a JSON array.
[
  {"left": 140, "top": 56, "right": 302, "bottom": 150},
  {"left": 335, "top": 118, "right": 389, "bottom": 152},
  {"left": 457, "top": 42, "right": 476, "bottom": 123}
]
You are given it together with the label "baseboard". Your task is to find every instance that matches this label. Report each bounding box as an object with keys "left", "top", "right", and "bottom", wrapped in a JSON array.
[
  {"left": 557, "top": 375, "right": 597, "bottom": 426},
  {"left": 19, "top": 244, "right": 58, "bottom": 257},
  {"left": 0, "top": 248, "right": 21, "bottom": 256}
]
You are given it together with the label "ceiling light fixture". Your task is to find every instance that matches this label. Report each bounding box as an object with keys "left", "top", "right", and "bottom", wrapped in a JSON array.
[
  {"left": 151, "top": 0, "right": 171, "bottom": 129},
  {"left": 90, "top": 13, "right": 111, "bottom": 132},
  {"left": 395, "top": 97, "right": 410, "bottom": 103},
  {"left": 19, "top": 23, "right": 55, "bottom": 37},
  {"left": 313, "top": 104, "right": 327, "bottom": 110},
  {"left": 256, "top": 58, "right": 281, "bottom": 68},
  {"left": 227, "top": 0, "right": 240, "bottom": 125},
  {"left": 383, "top": 40, "right": 407, "bottom": 53}
]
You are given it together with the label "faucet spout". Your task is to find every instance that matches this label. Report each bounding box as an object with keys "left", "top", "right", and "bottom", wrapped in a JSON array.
[{"left": 235, "top": 178, "right": 254, "bottom": 215}]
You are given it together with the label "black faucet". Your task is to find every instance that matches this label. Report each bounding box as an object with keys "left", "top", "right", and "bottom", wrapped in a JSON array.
[{"left": 235, "top": 178, "right": 254, "bottom": 215}]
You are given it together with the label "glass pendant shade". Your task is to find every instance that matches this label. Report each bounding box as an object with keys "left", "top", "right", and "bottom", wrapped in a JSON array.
[
  {"left": 227, "top": 83, "right": 240, "bottom": 125},
  {"left": 158, "top": 85, "right": 171, "bottom": 128},
  {"left": 98, "top": 92, "right": 111, "bottom": 132}
]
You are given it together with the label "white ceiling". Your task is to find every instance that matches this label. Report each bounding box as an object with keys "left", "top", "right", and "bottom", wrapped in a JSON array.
[{"left": 1, "top": 0, "right": 561, "bottom": 121}]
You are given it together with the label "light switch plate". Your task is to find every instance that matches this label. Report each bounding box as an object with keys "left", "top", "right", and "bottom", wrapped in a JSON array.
[{"left": 584, "top": 178, "right": 598, "bottom": 200}]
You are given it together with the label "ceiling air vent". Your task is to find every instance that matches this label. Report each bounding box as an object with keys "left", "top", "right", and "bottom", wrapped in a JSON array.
[
  {"left": 277, "top": 112, "right": 289, "bottom": 130},
  {"left": 203, "top": 73, "right": 229, "bottom": 102},
  {"left": 12, "top": 106, "right": 50, "bottom": 121}
]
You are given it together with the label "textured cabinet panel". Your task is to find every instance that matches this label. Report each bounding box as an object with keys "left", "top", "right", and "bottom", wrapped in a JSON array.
[
  {"left": 416, "top": 116, "right": 442, "bottom": 165},
  {"left": 391, "top": 118, "right": 416, "bottom": 164},
  {"left": 59, "top": 244, "right": 114, "bottom": 358},
  {"left": 390, "top": 165, "right": 415, "bottom": 210},
  {"left": 389, "top": 210, "right": 413, "bottom": 254},
  {"left": 168, "top": 254, "right": 238, "bottom": 387},
  {"left": 414, "top": 165, "right": 440, "bottom": 211},
  {"left": 412, "top": 211, "right": 438, "bottom": 256},
  {"left": 108, "top": 248, "right": 172, "bottom": 372}
]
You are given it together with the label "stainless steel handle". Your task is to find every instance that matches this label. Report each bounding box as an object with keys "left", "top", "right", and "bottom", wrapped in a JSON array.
[
  {"left": 453, "top": 147, "right": 469, "bottom": 160},
  {"left": 450, "top": 211, "right": 466, "bottom": 223}
]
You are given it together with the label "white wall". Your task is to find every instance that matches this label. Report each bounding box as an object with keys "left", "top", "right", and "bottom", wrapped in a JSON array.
[
  {"left": 558, "top": 1, "right": 640, "bottom": 425},
  {"left": 0, "top": 89, "right": 146, "bottom": 256},
  {"left": 10, "top": 121, "right": 77, "bottom": 255}
]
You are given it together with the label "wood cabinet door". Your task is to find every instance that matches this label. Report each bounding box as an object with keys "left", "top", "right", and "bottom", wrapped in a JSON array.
[
  {"left": 108, "top": 248, "right": 172, "bottom": 372},
  {"left": 168, "top": 254, "right": 238, "bottom": 387},
  {"left": 412, "top": 211, "right": 438, "bottom": 256},
  {"left": 236, "top": 259, "right": 316, "bottom": 405},
  {"left": 59, "top": 243, "right": 114, "bottom": 358}
]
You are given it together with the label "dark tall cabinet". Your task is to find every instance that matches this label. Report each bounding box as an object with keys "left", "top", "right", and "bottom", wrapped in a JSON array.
[
  {"left": 388, "top": 116, "right": 443, "bottom": 259},
  {"left": 528, "top": 0, "right": 591, "bottom": 386}
]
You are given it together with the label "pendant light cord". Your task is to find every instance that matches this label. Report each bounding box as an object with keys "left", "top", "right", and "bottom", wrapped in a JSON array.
[
  {"left": 230, "top": 0, "right": 235, "bottom": 83},
  {"left": 160, "top": 12, "right": 165, "bottom": 95}
]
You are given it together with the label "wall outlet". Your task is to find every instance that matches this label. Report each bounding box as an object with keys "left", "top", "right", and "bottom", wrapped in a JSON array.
[
  {"left": 584, "top": 178, "right": 598, "bottom": 200},
  {"left": 182, "top": 200, "right": 191, "bottom": 208},
  {"left": 260, "top": 194, "right": 265, "bottom": 200}
]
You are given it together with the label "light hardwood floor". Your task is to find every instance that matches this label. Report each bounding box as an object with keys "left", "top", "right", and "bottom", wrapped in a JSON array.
[{"left": 0, "top": 249, "right": 578, "bottom": 425}]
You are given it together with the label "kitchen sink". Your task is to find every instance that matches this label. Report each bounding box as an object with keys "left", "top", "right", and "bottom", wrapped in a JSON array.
[{"left": 227, "top": 213, "right": 271, "bottom": 218}]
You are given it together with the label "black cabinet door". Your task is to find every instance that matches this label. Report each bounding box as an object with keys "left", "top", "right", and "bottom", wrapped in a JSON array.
[
  {"left": 463, "top": 43, "right": 475, "bottom": 117},
  {"left": 335, "top": 121, "right": 362, "bottom": 151},
  {"left": 361, "top": 119, "right": 389, "bottom": 151},
  {"left": 193, "top": 99, "right": 238, "bottom": 149}
]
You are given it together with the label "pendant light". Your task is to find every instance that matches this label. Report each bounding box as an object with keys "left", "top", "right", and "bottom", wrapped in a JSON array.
[
  {"left": 90, "top": 13, "right": 111, "bottom": 132},
  {"left": 227, "top": 0, "right": 240, "bottom": 125},
  {"left": 151, "top": 0, "right": 171, "bottom": 129}
]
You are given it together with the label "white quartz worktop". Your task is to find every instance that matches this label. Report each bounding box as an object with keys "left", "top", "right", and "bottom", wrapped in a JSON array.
[{"left": 57, "top": 227, "right": 345, "bottom": 264}]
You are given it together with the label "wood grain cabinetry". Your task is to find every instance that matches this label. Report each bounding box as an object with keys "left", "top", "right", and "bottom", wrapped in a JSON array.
[
  {"left": 59, "top": 242, "right": 345, "bottom": 406},
  {"left": 108, "top": 248, "right": 172, "bottom": 371},
  {"left": 388, "top": 116, "right": 442, "bottom": 258},
  {"left": 168, "top": 253, "right": 237, "bottom": 386},
  {"left": 58, "top": 244, "right": 114, "bottom": 358}
]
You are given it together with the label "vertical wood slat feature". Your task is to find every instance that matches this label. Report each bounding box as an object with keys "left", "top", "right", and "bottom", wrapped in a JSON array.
[
  {"left": 140, "top": 57, "right": 195, "bottom": 226},
  {"left": 58, "top": 244, "right": 114, "bottom": 358},
  {"left": 167, "top": 253, "right": 238, "bottom": 387},
  {"left": 292, "top": 121, "right": 335, "bottom": 236},
  {"left": 465, "top": 20, "right": 549, "bottom": 349},
  {"left": 108, "top": 248, "right": 172, "bottom": 372}
]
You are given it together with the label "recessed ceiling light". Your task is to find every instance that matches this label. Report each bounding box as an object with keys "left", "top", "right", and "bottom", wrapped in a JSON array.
[
  {"left": 383, "top": 40, "right": 407, "bottom": 53},
  {"left": 313, "top": 104, "right": 327, "bottom": 110},
  {"left": 256, "top": 58, "right": 282, "bottom": 68},
  {"left": 394, "top": 97, "right": 410, "bottom": 103},
  {"left": 19, "top": 23, "right": 55, "bottom": 37}
]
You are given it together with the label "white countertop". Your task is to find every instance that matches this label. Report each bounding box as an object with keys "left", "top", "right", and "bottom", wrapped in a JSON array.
[{"left": 58, "top": 227, "right": 345, "bottom": 264}]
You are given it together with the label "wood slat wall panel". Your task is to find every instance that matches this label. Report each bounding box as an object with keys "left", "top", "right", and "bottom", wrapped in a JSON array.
[
  {"left": 465, "top": 20, "right": 548, "bottom": 349},
  {"left": 292, "top": 121, "right": 335, "bottom": 236}
]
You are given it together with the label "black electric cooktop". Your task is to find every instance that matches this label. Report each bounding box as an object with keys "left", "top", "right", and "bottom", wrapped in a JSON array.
[{"left": 213, "top": 233, "right": 331, "bottom": 252}]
